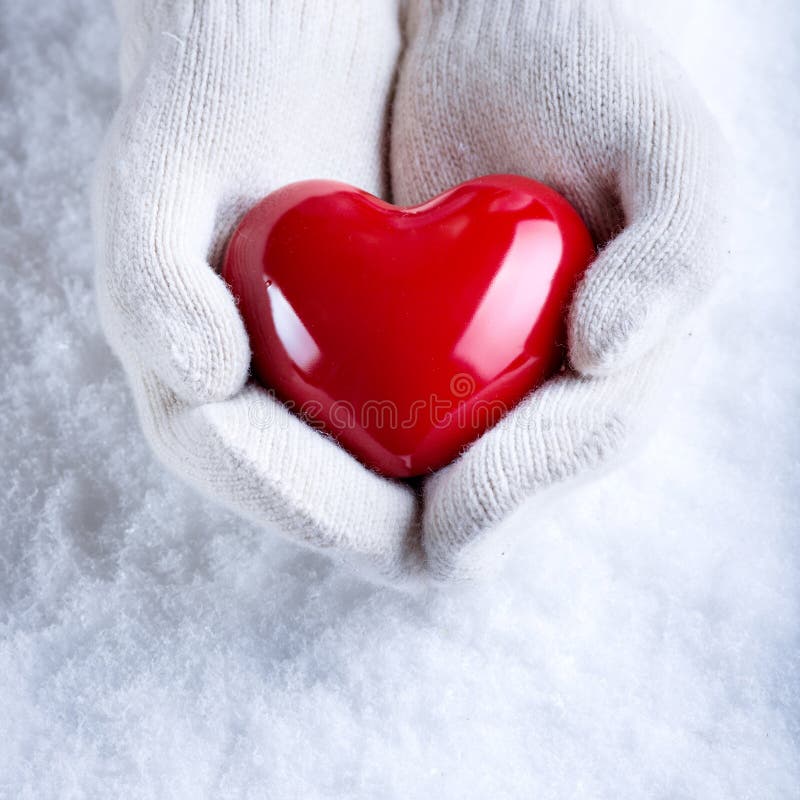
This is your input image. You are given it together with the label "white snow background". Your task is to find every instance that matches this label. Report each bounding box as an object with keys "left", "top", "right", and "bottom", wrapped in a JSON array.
[{"left": 1, "top": 1, "right": 798, "bottom": 798}]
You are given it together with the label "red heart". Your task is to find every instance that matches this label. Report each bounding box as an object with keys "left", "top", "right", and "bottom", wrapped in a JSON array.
[{"left": 223, "top": 175, "right": 594, "bottom": 479}]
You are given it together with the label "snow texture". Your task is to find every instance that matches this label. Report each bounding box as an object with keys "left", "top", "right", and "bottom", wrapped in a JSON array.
[{"left": 1, "top": 1, "right": 798, "bottom": 798}]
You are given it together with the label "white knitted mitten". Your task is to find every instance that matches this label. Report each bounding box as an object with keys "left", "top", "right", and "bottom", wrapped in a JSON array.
[
  {"left": 93, "top": 0, "right": 422, "bottom": 584},
  {"left": 392, "top": 0, "right": 725, "bottom": 579}
]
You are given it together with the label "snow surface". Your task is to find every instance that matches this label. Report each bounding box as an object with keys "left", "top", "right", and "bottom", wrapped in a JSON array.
[{"left": 1, "top": 1, "right": 799, "bottom": 798}]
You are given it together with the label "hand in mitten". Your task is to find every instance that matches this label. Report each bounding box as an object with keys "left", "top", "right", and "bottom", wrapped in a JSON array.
[
  {"left": 391, "top": 0, "right": 725, "bottom": 579},
  {"left": 93, "top": 0, "right": 422, "bottom": 584}
]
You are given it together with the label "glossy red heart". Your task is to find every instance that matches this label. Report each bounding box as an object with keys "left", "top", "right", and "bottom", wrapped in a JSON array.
[{"left": 223, "top": 175, "right": 594, "bottom": 479}]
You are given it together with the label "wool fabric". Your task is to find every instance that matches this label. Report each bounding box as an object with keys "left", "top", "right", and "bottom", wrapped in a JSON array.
[{"left": 94, "top": 0, "right": 725, "bottom": 584}]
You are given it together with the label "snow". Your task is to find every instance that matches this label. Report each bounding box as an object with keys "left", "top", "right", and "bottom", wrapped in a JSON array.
[{"left": 1, "top": 1, "right": 798, "bottom": 798}]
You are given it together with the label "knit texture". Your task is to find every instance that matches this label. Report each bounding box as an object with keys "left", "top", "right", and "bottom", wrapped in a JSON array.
[
  {"left": 392, "top": 0, "right": 725, "bottom": 579},
  {"left": 94, "top": 0, "right": 725, "bottom": 584},
  {"left": 94, "top": 0, "right": 422, "bottom": 584}
]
